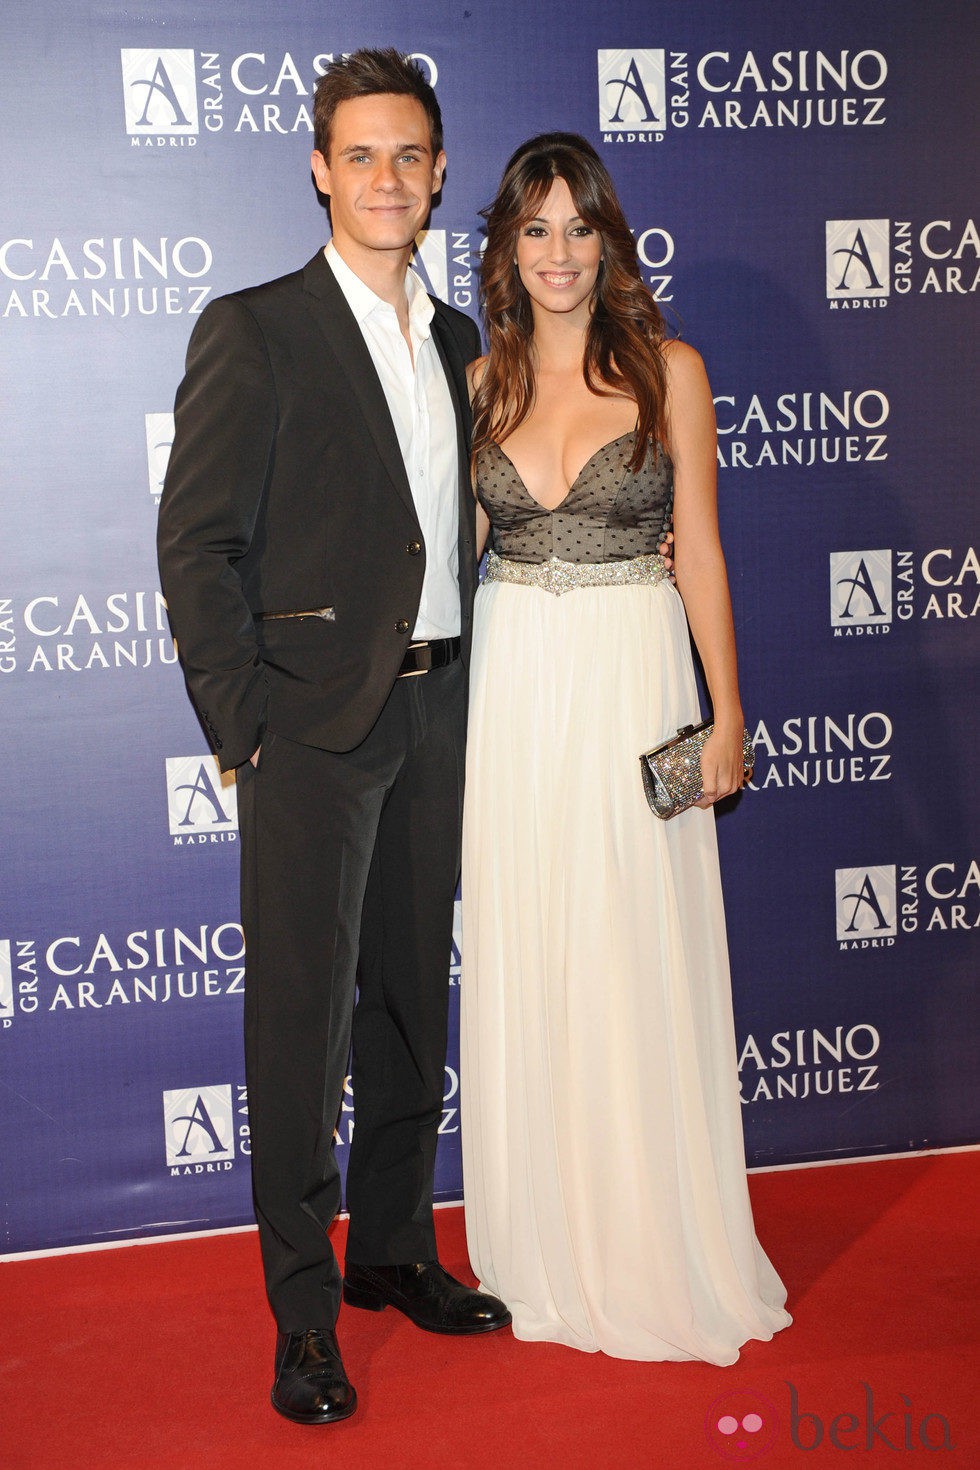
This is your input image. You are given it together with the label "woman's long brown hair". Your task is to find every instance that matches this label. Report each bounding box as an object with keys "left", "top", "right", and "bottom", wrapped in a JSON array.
[{"left": 472, "top": 132, "right": 668, "bottom": 474}]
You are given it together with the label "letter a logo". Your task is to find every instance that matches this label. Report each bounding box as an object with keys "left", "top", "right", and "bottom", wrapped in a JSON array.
[
  {"left": 172, "top": 1095, "right": 226, "bottom": 1156},
  {"left": 166, "top": 755, "right": 239, "bottom": 836},
  {"left": 835, "top": 867, "right": 897, "bottom": 940},
  {"left": 833, "top": 230, "right": 882, "bottom": 291},
  {"left": 121, "top": 50, "right": 199, "bottom": 135},
  {"left": 132, "top": 58, "right": 192, "bottom": 128},
  {"left": 175, "top": 764, "right": 228, "bottom": 827},
  {"left": 836, "top": 558, "right": 885, "bottom": 618},
  {"left": 163, "top": 1085, "right": 235, "bottom": 1165},
  {"left": 825, "top": 220, "right": 889, "bottom": 298},
  {"left": 830, "top": 551, "right": 892, "bottom": 627},
  {"left": 598, "top": 51, "right": 666, "bottom": 132}
]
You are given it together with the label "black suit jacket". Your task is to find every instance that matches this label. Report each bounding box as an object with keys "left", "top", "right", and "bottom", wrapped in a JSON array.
[{"left": 157, "top": 250, "right": 481, "bottom": 771}]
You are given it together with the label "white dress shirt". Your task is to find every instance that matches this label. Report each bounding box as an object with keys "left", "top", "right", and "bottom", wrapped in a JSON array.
[{"left": 325, "top": 242, "right": 461, "bottom": 640}]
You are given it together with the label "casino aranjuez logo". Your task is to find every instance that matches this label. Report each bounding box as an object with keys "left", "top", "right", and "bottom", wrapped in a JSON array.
[
  {"left": 714, "top": 387, "right": 889, "bottom": 471},
  {"left": 829, "top": 548, "right": 980, "bottom": 633},
  {"left": 120, "top": 48, "right": 438, "bottom": 143},
  {"left": 826, "top": 219, "right": 980, "bottom": 305},
  {"left": 0, "top": 235, "right": 214, "bottom": 323},
  {"left": 736, "top": 1021, "right": 882, "bottom": 1106},
  {"left": 2, "top": 589, "right": 178, "bottom": 673},
  {"left": 599, "top": 47, "right": 888, "bottom": 141},
  {"left": 0, "top": 924, "right": 246, "bottom": 1023},
  {"left": 837, "top": 862, "right": 980, "bottom": 946},
  {"left": 746, "top": 710, "right": 893, "bottom": 793}
]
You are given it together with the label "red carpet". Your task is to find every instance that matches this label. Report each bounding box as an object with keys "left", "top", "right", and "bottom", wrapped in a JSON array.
[{"left": 2, "top": 1152, "right": 976, "bottom": 1468}]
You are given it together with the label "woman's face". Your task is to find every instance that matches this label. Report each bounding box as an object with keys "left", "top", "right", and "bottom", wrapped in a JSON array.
[{"left": 514, "top": 177, "right": 602, "bottom": 323}]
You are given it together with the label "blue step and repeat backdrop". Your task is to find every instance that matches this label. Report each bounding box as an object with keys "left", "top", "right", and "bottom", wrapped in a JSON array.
[{"left": 1, "top": 1, "right": 977, "bottom": 1254}]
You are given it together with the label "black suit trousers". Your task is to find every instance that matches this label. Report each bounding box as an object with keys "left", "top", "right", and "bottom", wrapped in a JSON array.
[{"left": 237, "top": 660, "right": 466, "bottom": 1332}]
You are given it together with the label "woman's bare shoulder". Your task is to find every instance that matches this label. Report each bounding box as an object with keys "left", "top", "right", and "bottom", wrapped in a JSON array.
[
  {"left": 660, "top": 337, "right": 712, "bottom": 409},
  {"left": 660, "top": 336, "right": 706, "bottom": 378}
]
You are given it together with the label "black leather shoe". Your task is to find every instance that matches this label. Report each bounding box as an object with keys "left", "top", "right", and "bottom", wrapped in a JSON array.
[
  {"left": 270, "top": 1327, "right": 356, "bottom": 1425},
  {"left": 343, "top": 1261, "right": 512, "bottom": 1335}
]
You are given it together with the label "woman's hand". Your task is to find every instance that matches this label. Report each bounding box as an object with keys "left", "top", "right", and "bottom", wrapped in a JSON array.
[
  {"left": 696, "top": 722, "right": 747, "bottom": 808},
  {"left": 658, "top": 529, "right": 675, "bottom": 581}
]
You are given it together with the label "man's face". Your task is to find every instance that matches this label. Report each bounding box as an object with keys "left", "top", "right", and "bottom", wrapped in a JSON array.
[{"left": 311, "top": 94, "right": 445, "bottom": 267}]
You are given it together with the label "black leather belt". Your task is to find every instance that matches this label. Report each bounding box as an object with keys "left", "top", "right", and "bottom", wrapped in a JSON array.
[{"left": 397, "top": 637, "right": 461, "bottom": 677}]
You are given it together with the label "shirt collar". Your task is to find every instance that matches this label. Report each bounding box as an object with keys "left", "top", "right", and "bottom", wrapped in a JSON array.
[{"left": 325, "top": 240, "right": 434, "bottom": 333}]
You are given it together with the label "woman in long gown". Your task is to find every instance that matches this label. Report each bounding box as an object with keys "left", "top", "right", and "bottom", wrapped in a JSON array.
[{"left": 459, "top": 133, "right": 791, "bottom": 1364}]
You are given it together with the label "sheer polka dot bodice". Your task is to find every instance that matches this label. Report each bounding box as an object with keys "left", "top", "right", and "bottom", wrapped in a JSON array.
[{"left": 476, "top": 432, "right": 673, "bottom": 564}]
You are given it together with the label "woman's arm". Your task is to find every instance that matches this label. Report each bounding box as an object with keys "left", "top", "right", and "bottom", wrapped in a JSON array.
[{"left": 663, "top": 339, "right": 746, "bottom": 807}]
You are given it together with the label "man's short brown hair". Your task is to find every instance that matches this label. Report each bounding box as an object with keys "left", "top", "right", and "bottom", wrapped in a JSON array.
[{"left": 313, "top": 48, "right": 443, "bottom": 160}]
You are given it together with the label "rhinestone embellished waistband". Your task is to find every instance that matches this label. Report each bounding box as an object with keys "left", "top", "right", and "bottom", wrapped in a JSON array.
[{"left": 484, "top": 550, "right": 669, "bottom": 597}]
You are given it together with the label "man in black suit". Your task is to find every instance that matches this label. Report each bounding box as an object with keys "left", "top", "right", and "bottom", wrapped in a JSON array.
[{"left": 157, "top": 49, "right": 509, "bottom": 1426}]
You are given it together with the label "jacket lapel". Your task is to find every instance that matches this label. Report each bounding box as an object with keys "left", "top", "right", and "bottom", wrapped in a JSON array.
[
  {"left": 430, "top": 306, "right": 478, "bottom": 627},
  {"left": 301, "top": 251, "right": 416, "bottom": 519},
  {"left": 429, "top": 307, "right": 470, "bottom": 472}
]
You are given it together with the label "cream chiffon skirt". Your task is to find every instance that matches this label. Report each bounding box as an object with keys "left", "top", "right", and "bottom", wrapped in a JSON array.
[{"left": 460, "top": 573, "right": 792, "bottom": 1363}]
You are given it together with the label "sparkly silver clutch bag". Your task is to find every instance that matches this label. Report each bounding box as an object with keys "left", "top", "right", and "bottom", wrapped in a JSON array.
[{"left": 640, "top": 719, "right": 754, "bottom": 820}]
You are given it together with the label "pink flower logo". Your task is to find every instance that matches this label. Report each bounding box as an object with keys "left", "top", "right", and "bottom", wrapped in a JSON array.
[{"left": 704, "top": 1390, "right": 780, "bottom": 1460}]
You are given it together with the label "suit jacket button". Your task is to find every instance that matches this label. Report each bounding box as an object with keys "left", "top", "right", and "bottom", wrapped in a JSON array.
[
  {"left": 407, "top": 541, "right": 422, "bottom": 555},
  {"left": 396, "top": 619, "right": 410, "bottom": 634}
]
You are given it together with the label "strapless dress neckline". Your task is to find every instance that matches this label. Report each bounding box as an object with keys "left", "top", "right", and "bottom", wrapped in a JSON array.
[{"left": 485, "top": 431, "right": 635, "bottom": 514}]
